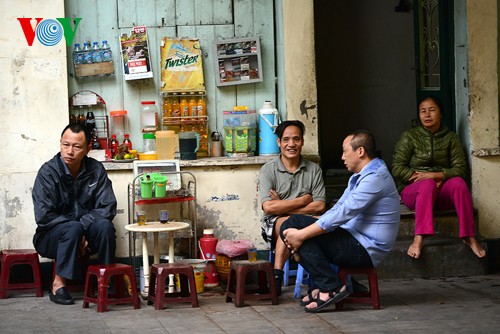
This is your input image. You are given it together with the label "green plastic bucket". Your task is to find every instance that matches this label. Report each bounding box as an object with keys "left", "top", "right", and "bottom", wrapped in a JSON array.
[
  {"left": 140, "top": 175, "right": 153, "bottom": 199},
  {"left": 153, "top": 174, "right": 168, "bottom": 198}
]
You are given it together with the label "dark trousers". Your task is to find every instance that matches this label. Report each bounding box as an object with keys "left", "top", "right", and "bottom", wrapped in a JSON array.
[
  {"left": 280, "top": 214, "right": 373, "bottom": 292},
  {"left": 34, "top": 219, "right": 116, "bottom": 280}
]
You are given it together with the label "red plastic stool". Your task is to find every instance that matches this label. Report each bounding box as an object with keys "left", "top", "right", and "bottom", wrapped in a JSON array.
[
  {"left": 225, "top": 260, "right": 278, "bottom": 307},
  {"left": 147, "top": 263, "right": 199, "bottom": 310},
  {"left": 83, "top": 264, "right": 140, "bottom": 312},
  {"left": 336, "top": 267, "right": 380, "bottom": 310},
  {"left": 0, "top": 249, "right": 43, "bottom": 298}
]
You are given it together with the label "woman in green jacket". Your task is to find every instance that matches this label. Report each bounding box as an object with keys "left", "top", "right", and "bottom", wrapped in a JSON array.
[{"left": 392, "top": 96, "right": 486, "bottom": 259}]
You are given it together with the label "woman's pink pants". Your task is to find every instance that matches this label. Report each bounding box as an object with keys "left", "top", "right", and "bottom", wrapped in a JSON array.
[{"left": 401, "top": 177, "right": 475, "bottom": 237}]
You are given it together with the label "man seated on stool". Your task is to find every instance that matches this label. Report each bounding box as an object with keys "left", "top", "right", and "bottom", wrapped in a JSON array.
[
  {"left": 32, "top": 124, "right": 117, "bottom": 305},
  {"left": 281, "top": 130, "right": 400, "bottom": 312},
  {"left": 258, "top": 120, "right": 326, "bottom": 295}
]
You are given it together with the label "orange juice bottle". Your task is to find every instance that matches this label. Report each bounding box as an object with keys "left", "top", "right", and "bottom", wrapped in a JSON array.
[
  {"left": 180, "top": 95, "right": 189, "bottom": 117},
  {"left": 189, "top": 97, "right": 197, "bottom": 117},
  {"left": 171, "top": 98, "right": 181, "bottom": 117},
  {"left": 162, "top": 98, "right": 172, "bottom": 120},
  {"left": 197, "top": 97, "right": 206, "bottom": 116}
]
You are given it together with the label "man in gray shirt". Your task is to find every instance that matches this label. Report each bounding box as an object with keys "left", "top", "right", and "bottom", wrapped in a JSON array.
[{"left": 258, "top": 120, "right": 326, "bottom": 295}]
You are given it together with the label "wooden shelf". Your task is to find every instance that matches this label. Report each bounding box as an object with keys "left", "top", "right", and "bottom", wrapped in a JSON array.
[{"left": 75, "top": 61, "right": 114, "bottom": 78}]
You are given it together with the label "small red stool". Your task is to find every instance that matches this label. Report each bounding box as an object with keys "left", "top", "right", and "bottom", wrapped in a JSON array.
[
  {"left": 225, "top": 260, "right": 278, "bottom": 307},
  {"left": 147, "top": 263, "right": 199, "bottom": 310},
  {"left": 0, "top": 249, "right": 43, "bottom": 298},
  {"left": 336, "top": 267, "right": 380, "bottom": 310},
  {"left": 83, "top": 264, "right": 140, "bottom": 312}
]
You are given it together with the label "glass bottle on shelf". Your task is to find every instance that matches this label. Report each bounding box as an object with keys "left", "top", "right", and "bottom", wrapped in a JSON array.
[
  {"left": 123, "top": 133, "right": 133, "bottom": 150},
  {"left": 86, "top": 109, "right": 96, "bottom": 133},
  {"left": 91, "top": 129, "right": 100, "bottom": 149},
  {"left": 77, "top": 107, "right": 86, "bottom": 126},
  {"left": 110, "top": 134, "right": 120, "bottom": 158}
]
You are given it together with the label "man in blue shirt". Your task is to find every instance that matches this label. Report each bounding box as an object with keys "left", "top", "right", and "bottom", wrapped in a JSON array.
[{"left": 280, "top": 130, "right": 400, "bottom": 313}]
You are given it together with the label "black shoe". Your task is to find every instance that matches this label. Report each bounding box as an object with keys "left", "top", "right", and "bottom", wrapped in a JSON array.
[
  {"left": 49, "top": 287, "right": 74, "bottom": 305},
  {"left": 351, "top": 277, "right": 368, "bottom": 293},
  {"left": 273, "top": 269, "right": 284, "bottom": 296}
]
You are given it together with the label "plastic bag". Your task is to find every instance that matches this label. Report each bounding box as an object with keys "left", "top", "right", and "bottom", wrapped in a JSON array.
[{"left": 215, "top": 239, "right": 255, "bottom": 258}]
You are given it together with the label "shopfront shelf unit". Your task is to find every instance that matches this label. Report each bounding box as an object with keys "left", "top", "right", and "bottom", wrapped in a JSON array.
[
  {"left": 213, "top": 37, "right": 263, "bottom": 87},
  {"left": 127, "top": 171, "right": 198, "bottom": 263}
]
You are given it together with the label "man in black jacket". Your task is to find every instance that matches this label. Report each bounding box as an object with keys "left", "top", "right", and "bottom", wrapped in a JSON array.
[{"left": 32, "top": 124, "right": 117, "bottom": 305}]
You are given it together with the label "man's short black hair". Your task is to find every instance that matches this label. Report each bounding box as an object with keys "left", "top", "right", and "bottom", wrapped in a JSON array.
[
  {"left": 61, "top": 123, "right": 91, "bottom": 146},
  {"left": 348, "top": 129, "right": 377, "bottom": 159},
  {"left": 275, "top": 120, "right": 305, "bottom": 140}
]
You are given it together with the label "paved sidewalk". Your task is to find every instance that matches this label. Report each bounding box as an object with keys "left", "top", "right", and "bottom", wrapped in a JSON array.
[{"left": 1, "top": 274, "right": 500, "bottom": 333}]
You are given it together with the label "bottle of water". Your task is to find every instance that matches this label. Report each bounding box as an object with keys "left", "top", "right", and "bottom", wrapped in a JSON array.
[
  {"left": 91, "top": 41, "right": 102, "bottom": 63},
  {"left": 72, "top": 43, "right": 83, "bottom": 65},
  {"left": 101, "top": 40, "right": 112, "bottom": 62},
  {"left": 82, "top": 42, "right": 92, "bottom": 64}
]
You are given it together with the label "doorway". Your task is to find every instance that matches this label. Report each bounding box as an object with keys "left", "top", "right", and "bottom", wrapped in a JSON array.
[{"left": 314, "top": 1, "right": 454, "bottom": 171}]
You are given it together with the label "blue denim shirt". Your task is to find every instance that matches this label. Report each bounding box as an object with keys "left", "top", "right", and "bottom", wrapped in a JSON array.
[{"left": 315, "top": 158, "right": 400, "bottom": 267}]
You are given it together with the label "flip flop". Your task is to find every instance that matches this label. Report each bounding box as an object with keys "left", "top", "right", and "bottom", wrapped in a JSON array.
[{"left": 304, "top": 286, "right": 351, "bottom": 313}]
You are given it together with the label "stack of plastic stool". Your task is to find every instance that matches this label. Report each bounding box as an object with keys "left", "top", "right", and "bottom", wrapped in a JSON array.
[
  {"left": 225, "top": 259, "right": 278, "bottom": 307},
  {"left": 0, "top": 249, "right": 43, "bottom": 299},
  {"left": 82, "top": 263, "right": 140, "bottom": 312},
  {"left": 147, "top": 263, "right": 199, "bottom": 310}
]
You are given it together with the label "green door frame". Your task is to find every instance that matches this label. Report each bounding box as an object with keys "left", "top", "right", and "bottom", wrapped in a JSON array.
[{"left": 413, "top": 0, "right": 455, "bottom": 130}]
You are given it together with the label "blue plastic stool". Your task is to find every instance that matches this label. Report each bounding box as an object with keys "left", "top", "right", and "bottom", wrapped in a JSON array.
[{"left": 268, "top": 251, "right": 297, "bottom": 287}]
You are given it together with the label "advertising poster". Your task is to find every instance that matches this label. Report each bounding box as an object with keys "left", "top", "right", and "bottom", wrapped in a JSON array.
[
  {"left": 160, "top": 38, "right": 205, "bottom": 93},
  {"left": 120, "top": 26, "right": 153, "bottom": 80}
]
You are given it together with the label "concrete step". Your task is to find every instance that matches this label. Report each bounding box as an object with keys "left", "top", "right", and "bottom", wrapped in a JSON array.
[{"left": 377, "top": 238, "right": 489, "bottom": 279}]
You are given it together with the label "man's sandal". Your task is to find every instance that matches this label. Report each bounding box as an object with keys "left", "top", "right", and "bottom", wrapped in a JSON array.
[
  {"left": 299, "top": 290, "right": 316, "bottom": 306},
  {"left": 304, "top": 285, "right": 351, "bottom": 313}
]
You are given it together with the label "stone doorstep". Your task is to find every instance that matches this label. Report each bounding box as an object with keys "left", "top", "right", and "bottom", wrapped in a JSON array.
[{"left": 378, "top": 238, "right": 489, "bottom": 279}]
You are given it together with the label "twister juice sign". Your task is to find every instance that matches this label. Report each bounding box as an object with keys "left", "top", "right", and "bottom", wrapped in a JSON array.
[{"left": 160, "top": 38, "right": 205, "bottom": 93}]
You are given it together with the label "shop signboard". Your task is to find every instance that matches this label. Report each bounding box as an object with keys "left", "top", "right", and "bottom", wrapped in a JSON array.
[
  {"left": 120, "top": 26, "right": 153, "bottom": 80},
  {"left": 160, "top": 38, "right": 205, "bottom": 93}
]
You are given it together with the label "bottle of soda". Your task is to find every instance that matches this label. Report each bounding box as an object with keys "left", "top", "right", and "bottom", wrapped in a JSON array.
[
  {"left": 189, "top": 96, "right": 197, "bottom": 117},
  {"left": 91, "top": 42, "right": 102, "bottom": 63},
  {"left": 171, "top": 98, "right": 181, "bottom": 117},
  {"left": 123, "top": 133, "right": 133, "bottom": 150},
  {"left": 197, "top": 97, "right": 206, "bottom": 116},
  {"left": 110, "top": 134, "right": 119, "bottom": 158},
  {"left": 91, "top": 129, "right": 100, "bottom": 149},
  {"left": 86, "top": 110, "right": 96, "bottom": 133},
  {"left": 82, "top": 42, "right": 92, "bottom": 64},
  {"left": 101, "top": 40, "right": 112, "bottom": 62},
  {"left": 73, "top": 43, "right": 83, "bottom": 65},
  {"left": 180, "top": 95, "right": 189, "bottom": 117}
]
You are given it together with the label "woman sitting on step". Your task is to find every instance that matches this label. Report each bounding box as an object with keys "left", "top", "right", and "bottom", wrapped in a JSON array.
[{"left": 391, "top": 96, "right": 486, "bottom": 259}]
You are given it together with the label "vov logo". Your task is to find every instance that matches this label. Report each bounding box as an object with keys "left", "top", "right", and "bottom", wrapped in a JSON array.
[{"left": 17, "top": 18, "right": 82, "bottom": 46}]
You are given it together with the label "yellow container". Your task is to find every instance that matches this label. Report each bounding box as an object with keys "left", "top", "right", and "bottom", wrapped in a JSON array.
[
  {"left": 138, "top": 152, "right": 158, "bottom": 160},
  {"left": 155, "top": 130, "right": 176, "bottom": 160},
  {"left": 177, "top": 259, "right": 206, "bottom": 293}
]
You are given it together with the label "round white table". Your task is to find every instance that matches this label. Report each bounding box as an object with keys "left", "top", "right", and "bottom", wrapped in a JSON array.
[{"left": 125, "top": 221, "right": 190, "bottom": 294}]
